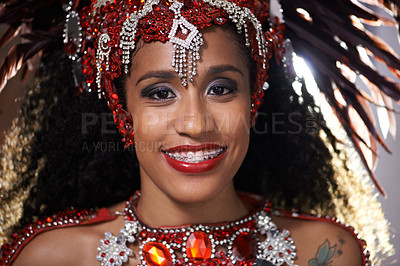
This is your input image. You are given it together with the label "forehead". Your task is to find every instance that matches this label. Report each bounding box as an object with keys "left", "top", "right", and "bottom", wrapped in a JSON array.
[{"left": 129, "top": 26, "right": 249, "bottom": 79}]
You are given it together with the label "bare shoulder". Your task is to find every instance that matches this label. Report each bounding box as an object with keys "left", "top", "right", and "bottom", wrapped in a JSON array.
[
  {"left": 13, "top": 225, "right": 97, "bottom": 266},
  {"left": 13, "top": 203, "right": 126, "bottom": 266},
  {"left": 272, "top": 214, "right": 363, "bottom": 266}
]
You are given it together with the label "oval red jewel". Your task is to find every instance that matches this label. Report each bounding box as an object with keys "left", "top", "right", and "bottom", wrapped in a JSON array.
[
  {"left": 232, "top": 232, "right": 257, "bottom": 261},
  {"left": 185, "top": 231, "right": 212, "bottom": 260},
  {"left": 143, "top": 241, "right": 173, "bottom": 266},
  {"left": 64, "top": 39, "right": 77, "bottom": 55}
]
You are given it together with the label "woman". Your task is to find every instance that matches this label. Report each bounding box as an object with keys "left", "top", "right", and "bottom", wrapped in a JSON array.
[{"left": 0, "top": 0, "right": 398, "bottom": 265}]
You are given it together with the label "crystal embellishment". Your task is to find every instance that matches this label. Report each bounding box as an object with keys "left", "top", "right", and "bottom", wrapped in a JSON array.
[
  {"left": 232, "top": 231, "right": 258, "bottom": 261},
  {"left": 96, "top": 0, "right": 269, "bottom": 88},
  {"left": 256, "top": 213, "right": 297, "bottom": 266},
  {"left": 185, "top": 231, "right": 213, "bottom": 260},
  {"left": 96, "top": 33, "right": 111, "bottom": 95},
  {"left": 96, "top": 193, "right": 297, "bottom": 265},
  {"left": 96, "top": 232, "right": 133, "bottom": 266},
  {"left": 63, "top": 2, "right": 82, "bottom": 61},
  {"left": 142, "top": 241, "right": 173, "bottom": 266},
  {"left": 168, "top": 0, "right": 204, "bottom": 86}
]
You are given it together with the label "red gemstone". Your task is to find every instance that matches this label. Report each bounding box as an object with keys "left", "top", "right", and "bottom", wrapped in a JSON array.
[
  {"left": 232, "top": 232, "right": 257, "bottom": 261},
  {"left": 64, "top": 39, "right": 77, "bottom": 55},
  {"left": 143, "top": 242, "right": 173, "bottom": 266},
  {"left": 176, "top": 235, "right": 183, "bottom": 243},
  {"left": 110, "top": 258, "right": 114, "bottom": 263},
  {"left": 140, "top": 231, "right": 148, "bottom": 239},
  {"left": 185, "top": 231, "right": 212, "bottom": 260}
]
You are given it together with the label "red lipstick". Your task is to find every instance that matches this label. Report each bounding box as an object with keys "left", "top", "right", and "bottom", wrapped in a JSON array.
[{"left": 162, "top": 144, "right": 227, "bottom": 174}]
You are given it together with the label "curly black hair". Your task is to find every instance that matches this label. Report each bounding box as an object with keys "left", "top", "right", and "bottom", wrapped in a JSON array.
[
  {"left": 0, "top": 4, "right": 394, "bottom": 263},
  {"left": 2, "top": 24, "right": 394, "bottom": 265},
  {"left": 1, "top": 35, "right": 340, "bottom": 233}
]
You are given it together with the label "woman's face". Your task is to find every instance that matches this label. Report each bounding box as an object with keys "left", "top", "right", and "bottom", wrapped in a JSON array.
[{"left": 125, "top": 27, "right": 251, "bottom": 204}]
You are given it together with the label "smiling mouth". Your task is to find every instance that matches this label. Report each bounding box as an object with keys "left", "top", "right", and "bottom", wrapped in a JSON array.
[{"left": 163, "top": 147, "right": 226, "bottom": 164}]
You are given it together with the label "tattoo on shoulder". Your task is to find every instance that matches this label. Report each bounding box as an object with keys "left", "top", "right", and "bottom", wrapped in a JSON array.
[{"left": 308, "top": 239, "right": 337, "bottom": 266}]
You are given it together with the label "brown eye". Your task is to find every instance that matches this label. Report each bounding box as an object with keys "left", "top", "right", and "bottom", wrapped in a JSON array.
[
  {"left": 209, "top": 86, "right": 230, "bottom": 96},
  {"left": 207, "top": 79, "right": 237, "bottom": 96},
  {"left": 154, "top": 90, "right": 173, "bottom": 99},
  {"left": 141, "top": 86, "right": 176, "bottom": 101}
]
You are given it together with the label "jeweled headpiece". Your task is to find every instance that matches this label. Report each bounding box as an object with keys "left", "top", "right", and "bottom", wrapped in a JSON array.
[
  {"left": 1, "top": 0, "right": 400, "bottom": 195},
  {"left": 1, "top": 0, "right": 400, "bottom": 263},
  {"left": 79, "top": 0, "right": 283, "bottom": 146}
]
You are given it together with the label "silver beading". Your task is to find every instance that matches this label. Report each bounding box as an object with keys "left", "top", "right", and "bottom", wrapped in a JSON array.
[
  {"left": 120, "top": 0, "right": 161, "bottom": 73},
  {"left": 96, "top": 202, "right": 297, "bottom": 266},
  {"left": 169, "top": 0, "right": 204, "bottom": 86},
  {"left": 256, "top": 212, "right": 297, "bottom": 265},
  {"left": 203, "top": 0, "right": 268, "bottom": 69},
  {"left": 95, "top": 0, "right": 270, "bottom": 90},
  {"left": 96, "top": 33, "right": 111, "bottom": 97},
  {"left": 63, "top": 1, "right": 82, "bottom": 61}
]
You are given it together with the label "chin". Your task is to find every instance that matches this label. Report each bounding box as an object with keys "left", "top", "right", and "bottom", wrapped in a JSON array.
[{"left": 165, "top": 181, "right": 228, "bottom": 205}]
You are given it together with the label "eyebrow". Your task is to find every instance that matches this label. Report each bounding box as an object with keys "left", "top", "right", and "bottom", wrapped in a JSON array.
[
  {"left": 206, "top": 65, "right": 244, "bottom": 77},
  {"left": 135, "top": 64, "right": 244, "bottom": 85},
  {"left": 136, "top": 70, "right": 177, "bottom": 85}
]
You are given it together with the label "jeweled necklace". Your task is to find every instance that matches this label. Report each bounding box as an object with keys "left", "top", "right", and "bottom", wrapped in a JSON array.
[{"left": 96, "top": 192, "right": 297, "bottom": 266}]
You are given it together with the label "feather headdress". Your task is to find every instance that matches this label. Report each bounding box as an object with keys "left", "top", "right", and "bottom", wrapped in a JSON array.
[
  {"left": 0, "top": 0, "right": 399, "bottom": 194},
  {"left": 279, "top": 0, "right": 400, "bottom": 195}
]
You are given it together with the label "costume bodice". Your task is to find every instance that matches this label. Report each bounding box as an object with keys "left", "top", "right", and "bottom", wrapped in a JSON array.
[{"left": 0, "top": 192, "right": 371, "bottom": 265}]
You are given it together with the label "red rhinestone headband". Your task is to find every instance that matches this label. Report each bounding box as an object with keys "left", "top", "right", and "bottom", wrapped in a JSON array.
[{"left": 79, "top": 0, "right": 284, "bottom": 147}]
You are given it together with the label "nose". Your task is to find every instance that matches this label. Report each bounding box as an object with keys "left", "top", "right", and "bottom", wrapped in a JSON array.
[{"left": 174, "top": 92, "right": 216, "bottom": 138}]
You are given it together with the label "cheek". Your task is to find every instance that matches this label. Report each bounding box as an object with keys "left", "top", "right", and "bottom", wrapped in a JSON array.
[
  {"left": 214, "top": 98, "right": 251, "bottom": 136},
  {"left": 126, "top": 93, "right": 162, "bottom": 142},
  {"left": 132, "top": 110, "right": 170, "bottom": 148}
]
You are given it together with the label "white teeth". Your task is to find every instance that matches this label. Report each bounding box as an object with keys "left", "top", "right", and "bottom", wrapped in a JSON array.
[{"left": 164, "top": 148, "right": 225, "bottom": 163}]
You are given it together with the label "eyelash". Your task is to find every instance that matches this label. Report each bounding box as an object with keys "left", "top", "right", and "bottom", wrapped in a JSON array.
[
  {"left": 207, "top": 85, "right": 236, "bottom": 96},
  {"left": 141, "top": 87, "right": 176, "bottom": 101},
  {"left": 207, "top": 79, "right": 238, "bottom": 96},
  {"left": 141, "top": 79, "right": 238, "bottom": 101}
]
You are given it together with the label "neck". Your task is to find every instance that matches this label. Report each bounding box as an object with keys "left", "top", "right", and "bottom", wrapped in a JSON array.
[{"left": 136, "top": 181, "right": 248, "bottom": 228}]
